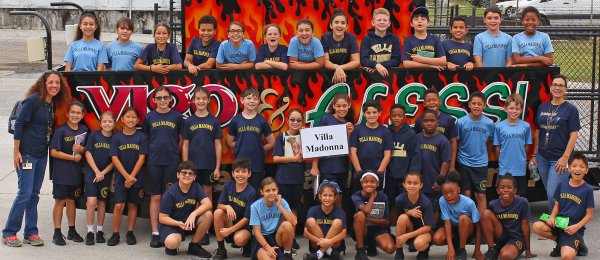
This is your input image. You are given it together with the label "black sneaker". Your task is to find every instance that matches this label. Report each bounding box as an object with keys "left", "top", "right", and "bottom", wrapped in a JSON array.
[
  {"left": 577, "top": 240, "right": 588, "bottom": 256},
  {"left": 201, "top": 234, "right": 210, "bottom": 246},
  {"left": 303, "top": 252, "right": 318, "bottom": 260},
  {"left": 550, "top": 244, "right": 561, "bottom": 257},
  {"left": 213, "top": 247, "right": 227, "bottom": 260},
  {"left": 150, "top": 234, "right": 162, "bottom": 248},
  {"left": 283, "top": 253, "right": 293, "bottom": 260},
  {"left": 355, "top": 248, "right": 369, "bottom": 260},
  {"left": 416, "top": 248, "right": 430, "bottom": 260},
  {"left": 85, "top": 232, "right": 95, "bottom": 245},
  {"left": 96, "top": 231, "right": 106, "bottom": 243},
  {"left": 456, "top": 248, "right": 467, "bottom": 260},
  {"left": 165, "top": 247, "right": 178, "bottom": 256},
  {"left": 484, "top": 245, "right": 498, "bottom": 260},
  {"left": 242, "top": 244, "right": 251, "bottom": 257},
  {"left": 395, "top": 248, "right": 405, "bottom": 260},
  {"left": 107, "top": 233, "right": 120, "bottom": 246},
  {"left": 188, "top": 242, "right": 212, "bottom": 258},
  {"left": 329, "top": 250, "right": 342, "bottom": 260},
  {"left": 67, "top": 230, "right": 84, "bottom": 242},
  {"left": 52, "top": 232, "right": 66, "bottom": 246},
  {"left": 126, "top": 231, "right": 137, "bottom": 245}
]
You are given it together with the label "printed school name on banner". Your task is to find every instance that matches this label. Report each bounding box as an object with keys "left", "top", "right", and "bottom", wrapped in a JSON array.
[{"left": 61, "top": 67, "right": 558, "bottom": 162}]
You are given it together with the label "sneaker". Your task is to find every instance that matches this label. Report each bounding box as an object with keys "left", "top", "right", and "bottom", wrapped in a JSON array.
[
  {"left": 417, "top": 248, "right": 430, "bottom": 260},
  {"left": 394, "top": 248, "right": 405, "bottom": 260},
  {"left": 52, "top": 233, "right": 66, "bottom": 246},
  {"left": 165, "top": 247, "right": 178, "bottom": 256},
  {"left": 484, "top": 245, "right": 498, "bottom": 260},
  {"left": 329, "top": 250, "right": 343, "bottom": 260},
  {"left": 85, "top": 232, "right": 95, "bottom": 246},
  {"left": 241, "top": 244, "right": 251, "bottom": 257},
  {"left": 355, "top": 248, "right": 369, "bottom": 260},
  {"left": 213, "top": 247, "right": 227, "bottom": 260},
  {"left": 291, "top": 248, "right": 297, "bottom": 256},
  {"left": 188, "top": 242, "right": 212, "bottom": 258},
  {"left": 24, "top": 234, "right": 44, "bottom": 247},
  {"left": 456, "top": 248, "right": 467, "bottom": 260},
  {"left": 577, "top": 241, "right": 588, "bottom": 256},
  {"left": 107, "top": 233, "right": 120, "bottom": 246},
  {"left": 201, "top": 234, "right": 210, "bottom": 246},
  {"left": 96, "top": 231, "right": 106, "bottom": 243},
  {"left": 3, "top": 235, "right": 23, "bottom": 247},
  {"left": 550, "top": 244, "right": 561, "bottom": 257},
  {"left": 283, "top": 253, "right": 293, "bottom": 260},
  {"left": 67, "top": 230, "right": 84, "bottom": 242},
  {"left": 126, "top": 231, "right": 137, "bottom": 245},
  {"left": 303, "top": 252, "right": 318, "bottom": 260},
  {"left": 150, "top": 234, "right": 162, "bottom": 248}
]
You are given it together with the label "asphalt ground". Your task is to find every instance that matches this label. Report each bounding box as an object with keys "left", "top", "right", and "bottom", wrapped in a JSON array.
[{"left": 1, "top": 29, "right": 599, "bottom": 259}]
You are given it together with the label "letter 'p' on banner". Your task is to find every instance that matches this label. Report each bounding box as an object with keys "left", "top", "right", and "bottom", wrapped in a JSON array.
[{"left": 300, "top": 124, "right": 349, "bottom": 159}]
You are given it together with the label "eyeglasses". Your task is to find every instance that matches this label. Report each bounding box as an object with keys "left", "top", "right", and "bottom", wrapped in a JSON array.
[
  {"left": 155, "top": 95, "right": 171, "bottom": 101},
  {"left": 289, "top": 118, "right": 303, "bottom": 123},
  {"left": 228, "top": 30, "right": 243, "bottom": 34},
  {"left": 179, "top": 170, "right": 195, "bottom": 177},
  {"left": 551, "top": 83, "right": 566, "bottom": 88}
]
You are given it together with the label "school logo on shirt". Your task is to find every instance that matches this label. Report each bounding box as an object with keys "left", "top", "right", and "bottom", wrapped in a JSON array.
[
  {"left": 369, "top": 44, "right": 392, "bottom": 62},
  {"left": 119, "top": 143, "right": 140, "bottom": 151},
  {"left": 316, "top": 218, "right": 334, "bottom": 225},
  {"left": 393, "top": 143, "right": 407, "bottom": 157},
  {"left": 437, "top": 126, "right": 447, "bottom": 134},
  {"left": 190, "top": 123, "right": 214, "bottom": 131},
  {"left": 447, "top": 48, "right": 471, "bottom": 56},
  {"left": 153, "top": 58, "right": 171, "bottom": 65},
  {"left": 175, "top": 198, "right": 197, "bottom": 208},
  {"left": 359, "top": 136, "right": 383, "bottom": 144},
  {"left": 64, "top": 136, "right": 75, "bottom": 142},
  {"left": 238, "top": 126, "right": 261, "bottom": 133},
  {"left": 420, "top": 143, "right": 437, "bottom": 152},
  {"left": 95, "top": 142, "right": 110, "bottom": 149},
  {"left": 265, "top": 57, "right": 281, "bottom": 62},
  {"left": 495, "top": 213, "right": 519, "bottom": 220},
  {"left": 193, "top": 50, "right": 210, "bottom": 58},
  {"left": 152, "top": 120, "right": 176, "bottom": 128},
  {"left": 228, "top": 196, "right": 247, "bottom": 207},
  {"left": 560, "top": 193, "right": 582, "bottom": 204},
  {"left": 329, "top": 48, "right": 348, "bottom": 54}
]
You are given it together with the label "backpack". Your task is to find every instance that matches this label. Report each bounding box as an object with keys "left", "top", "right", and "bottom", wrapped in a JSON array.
[{"left": 8, "top": 100, "right": 23, "bottom": 134}]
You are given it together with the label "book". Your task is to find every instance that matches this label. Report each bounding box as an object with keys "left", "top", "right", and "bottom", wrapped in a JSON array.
[
  {"left": 74, "top": 132, "right": 87, "bottom": 156},
  {"left": 539, "top": 213, "right": 570, "bottom": 229},
  {"left": 367, "top": 202, "right": 386, "bottom": 219}
]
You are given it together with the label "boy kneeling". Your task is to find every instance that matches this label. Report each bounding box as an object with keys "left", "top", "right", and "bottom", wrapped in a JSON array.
[{"left": 159, "top": 161, "right": 213, "bottom": 257}]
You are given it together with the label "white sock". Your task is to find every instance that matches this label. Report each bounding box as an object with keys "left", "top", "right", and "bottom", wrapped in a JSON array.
[
  {"left": 325, "top": 247, "right": 333, "bottom": 255},
  {"left": 97, "top": 226, "right": 103, "bottom": 232},
  {"left": 316, "top": 250, "right": 324, "bottom": 259},
  {"left": 152, "top": 231, "right": 159, "bottom": 236},
  {"left": 284, "top": 250, "right": 291, "bottom": 254},
  {"left": 87, "top": 225, "right": 94, "bottom": 233},
  {"left": 390, "top": 226, "right": 396, "bottom": 236}
]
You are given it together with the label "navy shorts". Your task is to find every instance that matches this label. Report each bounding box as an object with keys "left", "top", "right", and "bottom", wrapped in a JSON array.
[
  {"left": 84, "top": 181, "right": 110, "bottom": 200},
  {"left": 53, "top": 183, "right": 81, "bottom": 200},
  {"left": 195, "top": 169, "right": 214, "bottom": 186},
  {"left": 113, "top": 186, "right": 144, "bottom": 204},
  {"left": 457, "top": 163, "right": 488, "bottom": 194},
  {"left": 552, "top": 227, "right": 584, "bottom": 251},
  {"left": 385, "top": 177, "right": 404, "bottom": 209},
  {"left": 278, "top": 183, "right": 303, "bottom": 211},
  {"left": 158, "top": 215, "right": 200, "bottom": 243},
  {"left": 147, "top": 164, "right": 178, "bottom": 195},
  {"left": 319, "top": 172, "right": 347, "bottom": 193},
  {"left": 251, "top": 233, "right": 284, "bottom": 260},
  {"left": 497, "top": 230, "right": 525, "bottom": 257},
  {"left": 366, "top": 225, "right": 390, "bottom": 241}
]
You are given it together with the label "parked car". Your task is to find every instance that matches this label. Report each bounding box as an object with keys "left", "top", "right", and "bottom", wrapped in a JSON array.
[{"left": 496, "top": 0, "right": 599, "bottom": 26}]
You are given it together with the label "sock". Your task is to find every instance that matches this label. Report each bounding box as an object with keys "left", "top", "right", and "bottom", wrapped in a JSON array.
[
  {"left": 151, "top": 231, "right": 159, "bottom": 236},
  {"left": 218, "top": 240, "right": 225, "bottom": 248},
  {"left": 97, "top": 226, "right": 103, "bottom": 232},
  {"left": 68, "top": 226, "right": 76, "bottom": 232},
  {"left": 325, "top": 247, "right": 333, "bottom": 255},
  {"left": 283, "top": 250, "right": 291, "bottom": 254},
  {"left": 54, "top": 228, "right": 61, "bottom": 234},
  {"left": 316, "top": 250, "right": 324, "bottom": 259},
  {"left": 87, "top": 225, "right": 94, "bottom": 233}
]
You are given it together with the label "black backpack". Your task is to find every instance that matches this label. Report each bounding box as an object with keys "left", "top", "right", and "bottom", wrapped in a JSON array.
[{"left": 8, "top": 100, "right": 23, "bottom": 134}]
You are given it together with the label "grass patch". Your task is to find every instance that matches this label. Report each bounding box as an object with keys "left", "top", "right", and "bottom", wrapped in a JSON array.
[{"left": 553, "top": 39, "right": 597, "bottom": 83}]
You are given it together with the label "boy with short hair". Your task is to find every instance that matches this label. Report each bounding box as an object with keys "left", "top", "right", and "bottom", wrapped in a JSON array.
[
  {"left": 349, "top": 100, "right": 393, "bottom": 191},
  {"left": 493, "top": 93, "right": 532, "bottom": 195},
  {"left": 158, "top": 161, "right": 213, "bottom": 257},
  {"left": 442, "top": 16, "right": 475, "bottom": 71},
  {"left": 360, "top": 8, "right": 401, "bottom": 77},
  {"left": 184, "top": 15, "right": 220, "bottom": 74},
  {"left": 512, "top": 6, "right": 554, "bottom": 67},
  {"left": 473, "top": 6, "right": 513, "bottom": 67},
  {"left": 226, "top": 87, "right": 276, "bottom": 189},
  {"left": 532, "top": 152, "right": 594, "bottom": 258},
  {"left": 213, "top": 157, "right": 257, "bottom": 259},
  {"left": 402, "top": 7, "right": 446, "bottom": 70}
]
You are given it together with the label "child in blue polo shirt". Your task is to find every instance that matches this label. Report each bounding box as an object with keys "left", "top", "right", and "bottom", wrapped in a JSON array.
[
  {"left": 106, "top": 17, "right": 142, "bottom": 71},
  {"left": 512, "top": 6, "right": 554, "bottom": 67},
  {"left": 185, "top": 15, "right": 220, "bottom": 74},
  {"left": 64, "top": 11, "right": 108, "bottom": 71},
  {"left": 216, "top": 21, "right": 256, "bottom": 70},
  {"left": 473, "top": 6, "right": 513, "bottom": 67},
  {"left": 288, "top": 19, "right": 325, "bottom": 70}
]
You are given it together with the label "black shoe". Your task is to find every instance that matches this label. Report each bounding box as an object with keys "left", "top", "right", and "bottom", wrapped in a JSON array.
[
  {"left": 329, "top": 250, "right": 342, "bottom": 260},
  {"left": 456, "top": 248, "right": 467, "bottom": 260},
  {"left": 52, "top": 232, "right": 66, "bottom": 246},
  {"left": 550, "top": 244, "right": 561, "bottom": 257},
  {"left": 201, "top": 234, "right": 210, "bottom": 246},
  {"left": 150, "top": 234, "right": 162, "bottom": 248},
  {"left": 366, "top": 243, "right": 378, "bottom": 257},
  {"left": 96, "top": 231, "right": 106, "bottom": 243},
  {"left": 484, "top": 245, "right": 498, "bottom": 260},
  {"left": 165, "top": 247, "right": 178, "bottom": 256},
  {"left": 126, "top": 231, "right": 136, "bottom": 245},
  {"left": 408, "top": 239, "right": 417, "bottom": 252},
  {"left": 355, "top": 248, "right": 369, "bottom": 260},
  {"left": 416, "top": 248, "right": 430, "bottom": 260},
  {"left": 283, "top": 253, "right": 293, "bottom": 260},
  {"left": 242, "top": 244, "right": 251, "bottom": 257},
  {"left": 303, "top": 252, "right": 318, "bottom": 260},
  {"left": 395, "top": 248, "right": 405, "bottom": 260},
  {"left": 577, "top": 240, "right": 588, "bottom": 256},
  {"left": 188, "top": 242, "right": 212, "bottom": 258},
  {"left": 107, "top": 233, "right": 120, "bottom": 246},
  {"left": 213, "top": 247, "right": 227, "bottom": 260},
  {"left": 67, "top": 230, "right": 84, "bottom": 242},
  {"left": 85, "top": 232, "right": 95, "bottom": 245},
  {"left": 293, "top": 238, "right": 300, "bottom": 249}
]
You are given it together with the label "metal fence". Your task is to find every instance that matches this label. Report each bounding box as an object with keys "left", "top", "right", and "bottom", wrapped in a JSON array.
[{"left": 429, "top": 26, "right": 600, "bottom": 163}]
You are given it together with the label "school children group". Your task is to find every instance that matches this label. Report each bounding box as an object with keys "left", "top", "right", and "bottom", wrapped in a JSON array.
[{"left": 3, "top": 4, "right": 594, "bottom": 260}]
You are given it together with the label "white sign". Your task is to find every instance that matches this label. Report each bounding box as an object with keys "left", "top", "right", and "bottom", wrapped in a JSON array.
[{"left": 300, "top": 124, "right": 348, "bottom": 159}]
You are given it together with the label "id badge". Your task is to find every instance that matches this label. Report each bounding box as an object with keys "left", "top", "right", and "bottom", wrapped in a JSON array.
[{"left": 22, "top": 162, "right": 33, "bottom": 170}]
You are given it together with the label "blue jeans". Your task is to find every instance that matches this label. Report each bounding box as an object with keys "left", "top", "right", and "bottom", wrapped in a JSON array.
[
  {"left": 537, "top": 153, "right": 569, "bottom": 212},
  {"left": 2, "top": 154, "right": 47, "bottom": 237}
]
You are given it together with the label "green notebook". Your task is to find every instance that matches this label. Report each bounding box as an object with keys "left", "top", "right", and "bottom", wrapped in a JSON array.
[{"left": 539, "top": 213, "right": 570, "bottom": 229}]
